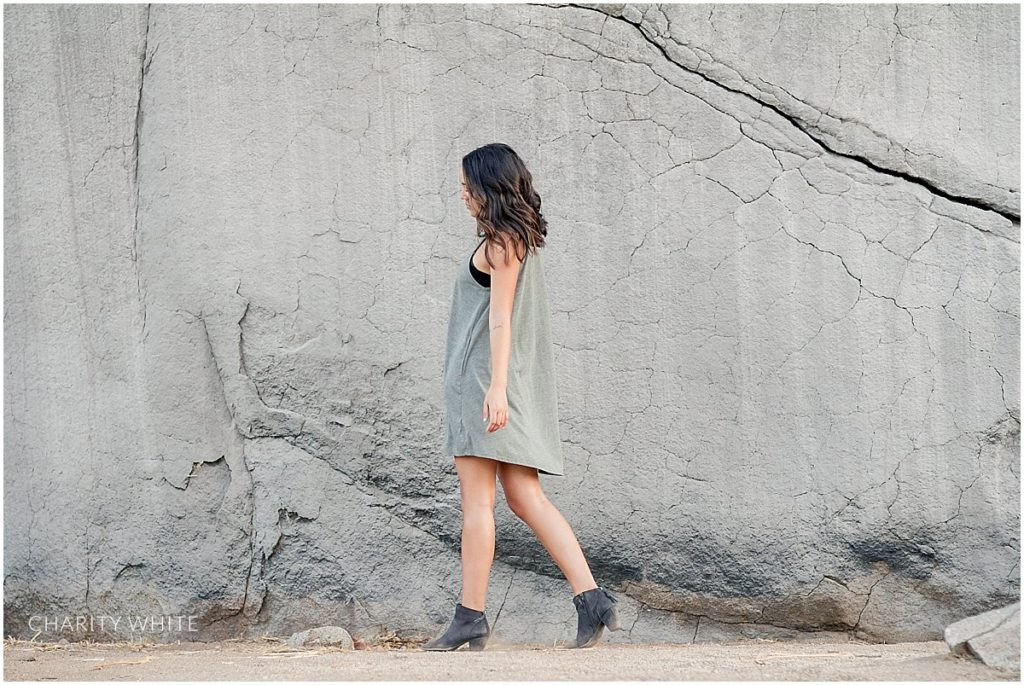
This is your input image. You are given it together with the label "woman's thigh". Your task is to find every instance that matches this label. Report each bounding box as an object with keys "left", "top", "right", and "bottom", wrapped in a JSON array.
[
  {"left": 454, "top": 455, "right": 498, "bottom": 511},
  {"left": 496, "top": 461, "right": 545, "bottom": 515}
]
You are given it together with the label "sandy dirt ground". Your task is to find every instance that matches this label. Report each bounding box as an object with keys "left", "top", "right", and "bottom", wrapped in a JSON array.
[{"left": 3, "top": 636, "right": 1017, "bottom": 681}]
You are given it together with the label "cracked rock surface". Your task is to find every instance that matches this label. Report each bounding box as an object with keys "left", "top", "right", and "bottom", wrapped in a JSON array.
[{"left": 3, "top": 3, "right": 1019, "bottom": 646}]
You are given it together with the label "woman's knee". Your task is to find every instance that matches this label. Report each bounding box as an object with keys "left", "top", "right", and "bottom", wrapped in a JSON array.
[
  {"left": 461, "top": 497, "right": 496, "bottom": 522},
  {"left": 506, "top": 492, "right": 548, "bottom": 520}
]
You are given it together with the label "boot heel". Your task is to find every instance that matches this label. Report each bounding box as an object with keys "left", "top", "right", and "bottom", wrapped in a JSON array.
[{"left": 467, "top": 635, "right": 488, "bottom": 651}]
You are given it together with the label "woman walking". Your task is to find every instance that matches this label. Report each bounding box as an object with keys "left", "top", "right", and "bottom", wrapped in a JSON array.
[{"left": 422, "top": 143, "right": 621, "bottom": 651}]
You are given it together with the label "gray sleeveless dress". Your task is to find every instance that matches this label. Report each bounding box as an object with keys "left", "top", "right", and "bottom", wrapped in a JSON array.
[{"left": 441, "top": 236, "right": 565, "bottom": 476}]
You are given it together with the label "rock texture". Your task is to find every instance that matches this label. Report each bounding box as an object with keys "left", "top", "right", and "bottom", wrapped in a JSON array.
[
  {"left": 3, "top": 3, "right": 1019, "bottom": 646},
  {"left": 945, "top": 601, "right": 1020, "bottom": 673}
]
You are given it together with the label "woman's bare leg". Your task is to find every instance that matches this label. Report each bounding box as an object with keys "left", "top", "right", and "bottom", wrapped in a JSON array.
[
  {"left": 454, "top": 455, "right": 499, "bottom": 612},
  {"left": 496, "top": 462, "right": 597, "bottom": 595}
]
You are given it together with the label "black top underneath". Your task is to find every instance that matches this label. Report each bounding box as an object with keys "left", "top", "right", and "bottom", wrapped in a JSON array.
[{"left": 470, "top": 239, "right": 491, "bottom": 288}]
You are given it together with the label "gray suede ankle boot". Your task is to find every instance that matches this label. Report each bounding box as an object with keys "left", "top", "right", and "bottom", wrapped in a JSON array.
[
  {"left": 570, "top": 586, "right": 621, "bottom": 648},
  {"left": 421, "top": 602, "right": 491, "bottom": 651}
]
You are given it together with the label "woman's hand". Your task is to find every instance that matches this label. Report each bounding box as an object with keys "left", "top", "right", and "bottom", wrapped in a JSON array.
[{"left": 483, "top": 384, "right": 509, "bottom": 432}]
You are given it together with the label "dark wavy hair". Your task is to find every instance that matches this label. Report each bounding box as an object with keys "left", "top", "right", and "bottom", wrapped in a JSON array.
[{"left": 461, "top": 143, "right": 548, "bottom": 269}]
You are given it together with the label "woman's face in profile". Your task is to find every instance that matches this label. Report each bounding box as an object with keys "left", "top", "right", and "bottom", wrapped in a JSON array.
[{"left": 460, "top": 169, "right": 478, "bottom": 217}]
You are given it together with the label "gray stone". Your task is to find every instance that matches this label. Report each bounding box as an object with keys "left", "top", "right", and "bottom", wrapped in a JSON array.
[
  {"left": 945, "top": 602, "right": 1020, "bottom": 672},
  {"left": 2, "top": 3, "right": 1019, "bottom": 647},
  {"left": 286, "top": 626, "right": 354, "bottom": 650}
]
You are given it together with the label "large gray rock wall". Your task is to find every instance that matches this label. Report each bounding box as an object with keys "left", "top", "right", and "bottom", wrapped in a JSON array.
[{"left": 4, "top": 3, "right": 1019, "bottom": 645}]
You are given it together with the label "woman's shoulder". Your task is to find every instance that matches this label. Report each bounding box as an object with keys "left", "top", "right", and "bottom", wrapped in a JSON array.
[{"left": 487, "top": 234, "right": 531, "bottom": 265}]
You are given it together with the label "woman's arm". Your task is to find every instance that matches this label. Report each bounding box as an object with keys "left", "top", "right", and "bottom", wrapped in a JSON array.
[{"left": 482, "top": 236, "right": 524, "bottom": 431}]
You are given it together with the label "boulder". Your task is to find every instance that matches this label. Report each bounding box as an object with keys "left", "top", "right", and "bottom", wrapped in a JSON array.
[
  {"left": 944, "top": 601, "right": 1020, "bottom": 672},
  {"left": 286, "top": 626, "right": 355, "bottom": 650}
]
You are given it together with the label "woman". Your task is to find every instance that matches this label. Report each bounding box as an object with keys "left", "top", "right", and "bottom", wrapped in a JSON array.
[{"left": 422, "top": 143, "right": 622, "bottom": 651}]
